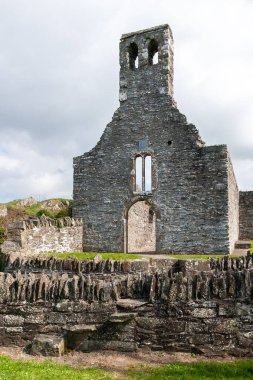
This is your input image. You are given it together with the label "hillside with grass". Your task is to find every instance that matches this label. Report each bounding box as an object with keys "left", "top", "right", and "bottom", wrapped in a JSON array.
[{"left": 0, "top": 197, "right": 72, "bottom": 245}]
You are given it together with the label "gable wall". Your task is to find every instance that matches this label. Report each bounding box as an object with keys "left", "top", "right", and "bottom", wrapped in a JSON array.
[{"left": 73, "top": 95, "right": 232, "bottom": 254}]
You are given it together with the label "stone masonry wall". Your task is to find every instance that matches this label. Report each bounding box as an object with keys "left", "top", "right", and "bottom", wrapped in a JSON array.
[
  {"left": 1, "top": 216, "right": 83, "bottom": 259},
  {"left": 239, "top": 191, "right": 253, "bottom": 239},
  {"left": 1, "top": 256, "right": 253, "bottom": 355}
]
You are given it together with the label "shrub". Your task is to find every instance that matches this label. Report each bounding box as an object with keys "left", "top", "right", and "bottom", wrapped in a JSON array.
[
  {"left": 36, "top": 209, "right": 55, "bottom": 218},
  {"left": 0, "top": 227, "right": 6, "bottom": 245},
  {"left": 55, "top": 208, "right": 70, "bottom": 218}
]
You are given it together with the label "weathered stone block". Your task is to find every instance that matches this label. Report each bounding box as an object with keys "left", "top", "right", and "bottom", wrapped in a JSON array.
[
  {"left": 206, "top": 319, "right": 239, "bottom": 334},
  {"left": 218, "top": 305, "right": 236, "bottom": 317},
  {"left": 3, "top": 315, "right": 24, "bottom": 327},
  {"left": 189, "top": 334, "right": 214, "bottom": 345},
  {"left": 29, "top": 334, "right": 65, "bottom": 357},
  {"left": 236, "top": 303, "right": 251, "bottom": 317},
  {"left": 64, "top": 324, "right": 97, "bottom": 333},
  {"left": 109, "top": 313, "right": 136, "bottom": 323},
  {"left": 191, "top": 308, "right": 217, "bottom": 318},
  {"left": 5, "top": 327, "right": 23, "bottom": 334}
]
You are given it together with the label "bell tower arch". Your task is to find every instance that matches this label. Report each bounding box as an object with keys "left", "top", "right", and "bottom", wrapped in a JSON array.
[{"left": 119, "top": 24, "right": 174, "bottom": 103}]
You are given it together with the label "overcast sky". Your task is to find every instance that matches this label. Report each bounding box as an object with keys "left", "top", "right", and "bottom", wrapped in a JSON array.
[{"left": 0, "top": 0, "right": 253, "bottom": 202}]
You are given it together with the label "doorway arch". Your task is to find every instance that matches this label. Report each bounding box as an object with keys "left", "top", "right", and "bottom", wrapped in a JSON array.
[{"left": 125, "top": 200, "right": 157, "bottom": 253}]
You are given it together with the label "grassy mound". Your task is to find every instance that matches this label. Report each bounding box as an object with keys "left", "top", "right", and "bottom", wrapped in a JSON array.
[
  {"left": 0, "top": 198, "right": 72, "bottom": 246},
  {"left": 0, "top": 198, "right": 72, "bottom": 219}
]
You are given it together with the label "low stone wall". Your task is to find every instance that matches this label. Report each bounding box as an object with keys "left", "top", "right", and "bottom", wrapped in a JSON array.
[
  {"left": 239, "top": 191, "right": 253, "bottom": 239},
  {"left": 5, "top": 254, "right": 252, "bottom": 275},
  {"left": 0, "top": 258, "right": 253, "bottom": 355},
  {"left": 1, "top": 216, "right": 83, "bottom": 259}
]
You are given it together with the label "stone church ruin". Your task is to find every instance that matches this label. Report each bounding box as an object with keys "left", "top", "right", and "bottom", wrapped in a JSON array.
[
  {"left": 73, "top": 24, "right": 253, "bottom": 255},
  {"left": 1, "top": 24, "right": 253, "bottom": 357}
]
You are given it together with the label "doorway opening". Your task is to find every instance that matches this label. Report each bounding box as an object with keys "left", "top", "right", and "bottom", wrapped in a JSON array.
[{"left": 126, "top": 200, "right": 156, "bottom": 253}]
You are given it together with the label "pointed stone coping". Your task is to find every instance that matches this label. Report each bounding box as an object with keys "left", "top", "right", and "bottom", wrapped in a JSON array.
[
  {"left": 116, "top": 299, "right": 149, "bottom": 309},
  {"left": 109, "top": 313, "right": 137, "bottom": 323},
  {"left": 63, "top": 324, "right": 97, "bottom": 333}
]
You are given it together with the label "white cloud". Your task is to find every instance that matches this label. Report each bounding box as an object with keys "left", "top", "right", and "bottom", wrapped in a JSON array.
[{"left": 0, "top": 0, "right": 253, "bottom": 201}]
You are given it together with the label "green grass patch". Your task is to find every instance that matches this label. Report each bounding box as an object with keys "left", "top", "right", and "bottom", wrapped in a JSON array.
[
  {"left": 0, "top": 356, "right": 112, "bottom": 380},
  {"left": 251, "top": 241, "right": 253, "bottom": 253},
  {"left": 167, "top": 254, "right": 245, "bottom": 260},
  {"left": 127, "top": 361, "right": 253, "bottom": 380},
  {"left": 43, "top": 252, "right": 247, "bottom": 261},
  {"left": 42, "top": 252, "right": 143, "bottom": 260},
  {"left": 1, "top": 356, "right": 253, "bottom": 380}
]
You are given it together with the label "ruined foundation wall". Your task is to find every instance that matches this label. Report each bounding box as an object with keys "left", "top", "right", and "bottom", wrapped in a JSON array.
[
  {"left": 239, "top": 191, "right": 253, "bottom": 240},
  {"left": 1, "top": 217, "right": 83, "bottom": 259},
  {"left": 1, "top": 256, "right": 253, "bottom": 355}
]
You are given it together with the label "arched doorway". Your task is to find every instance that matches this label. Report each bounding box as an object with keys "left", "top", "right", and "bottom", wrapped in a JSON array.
[{"left": 127, "top": 200, "right": 156, "bottom": 253}]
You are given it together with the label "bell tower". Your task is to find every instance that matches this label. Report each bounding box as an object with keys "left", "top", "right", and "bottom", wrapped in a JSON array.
[{"left": 119, "top": 24, "right": 174, "bottom": 103}]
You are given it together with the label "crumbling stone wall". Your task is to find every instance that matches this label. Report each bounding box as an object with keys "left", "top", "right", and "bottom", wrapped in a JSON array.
[
  {"left": 73, "top": 24, "right": 239, "bottom": 254},
  {"left": 1, "top": 256, "right": 253, "bottom": 355},
  {"left": 239, "top": 191, "right": 253, "bottom": 239},
  {"left": 1, "top": 216, "right": 83, "bottom": 259}
]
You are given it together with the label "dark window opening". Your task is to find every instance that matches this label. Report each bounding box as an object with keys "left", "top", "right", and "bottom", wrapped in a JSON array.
[
  {"left": 168, "top": 140, "right": 172, "bottom": 146},
  {"left": 128, "top": 42, "right": 139, "bottom": 70},
  {"left": 148, "top": 39, "right": 159, "bottom": 65}
]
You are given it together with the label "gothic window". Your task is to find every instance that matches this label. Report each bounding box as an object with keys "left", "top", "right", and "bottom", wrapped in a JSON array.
[
  {"left": 148, "top": 39, "right": 158, "bottom": 65},
  {"left": 134, "top": 154, "right": 152, "bottom": 193},
  {"left": 128, "top": 42, "right": 139, "bottom": 69}
]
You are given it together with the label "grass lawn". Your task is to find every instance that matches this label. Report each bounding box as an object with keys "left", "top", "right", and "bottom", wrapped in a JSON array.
[
  {"left": 127, "top": 360, "right": 253, "bottom": 380},
  {"left": 42, "top": 251, "right": 250, "bottom": 261},
  {"left": 43, "top": 252, "right": 143, "bottom": 260},
  {"left": 1, "top": 356, "right": 253, "bottom": 380},
  {"left": 0, "top": 356, "right": 111, "bottom": 380},
  {"left": 251, "top": 240, "right": 253, "bottom": 253}
]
